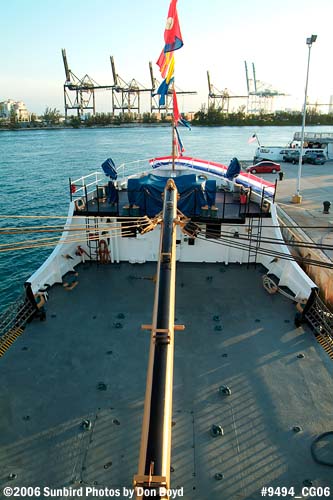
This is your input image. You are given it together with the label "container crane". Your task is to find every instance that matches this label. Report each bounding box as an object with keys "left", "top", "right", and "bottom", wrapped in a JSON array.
[
  {"left": 110, "top": 56, "right": 152, "bottom": 115},
  {"left": 149, "top": 62, "right": 197, "bottom": 114},
  {"left": 207, "top": 71, "right": 247, "bottom": 112},
  {"left": 244, "top": 61, "right": 286, "bottom": 114},
  {"left": 61, "top": 49, "right": 114, "bottom": 118}
]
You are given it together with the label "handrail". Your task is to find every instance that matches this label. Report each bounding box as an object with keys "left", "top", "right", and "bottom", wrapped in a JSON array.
[
  {"left": 71, "top": 171, "right": 103, "bottom": 185},
  {"left": 294, "top": 131, "right": 333, "bottom": 141},
  {"left": 117, "top": 158, "right": 152, "bottom": 181}
]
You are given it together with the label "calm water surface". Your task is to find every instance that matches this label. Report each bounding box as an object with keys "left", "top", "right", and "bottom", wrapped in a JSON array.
[{"left": 1, "top": 125, "right": 332, "bottom": 310}]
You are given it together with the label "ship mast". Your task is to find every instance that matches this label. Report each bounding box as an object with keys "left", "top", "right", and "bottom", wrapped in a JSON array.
[
  {"left": 172, "top": 96, "right": 176, "bottom": 171},
  {"left": 134, "top": 179, "right": 183, "bottom": 499},
  {"left": 134, "top": 5, "right": 184, "bottom": 496}
]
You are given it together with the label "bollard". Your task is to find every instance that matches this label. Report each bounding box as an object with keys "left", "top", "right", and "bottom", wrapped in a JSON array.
[
  {"left": 278, "top": 171, "right": 284, "bottom": 181},
  {"left": 323, "top": 201, "right": 331, "bottom": 214}
]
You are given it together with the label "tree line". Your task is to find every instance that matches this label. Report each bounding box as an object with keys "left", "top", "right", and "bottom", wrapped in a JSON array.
[
  {"left": 2, "top": 106, "right": 333, "bottom": 129},
  {"left": 192, "top": 107, "right": 333, "bottom": 126}
]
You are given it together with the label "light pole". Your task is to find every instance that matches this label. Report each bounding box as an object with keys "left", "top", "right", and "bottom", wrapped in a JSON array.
[{"left": 292, "top": 34, "right": 317, "bottom": 204}]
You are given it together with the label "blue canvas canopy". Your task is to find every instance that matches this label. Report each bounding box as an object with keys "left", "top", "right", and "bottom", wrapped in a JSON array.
[
  {"left": 205, "top": 180, "right": 216, "bottom": 207},
  {"left": 101, "top": 158, "right": 117, "bottom": 180},
  {"left": 225, "top": 158, "right": 241, "bottom": 180},
  {"left": 127, "top": 174, "right": 208, "bottom": 217}
]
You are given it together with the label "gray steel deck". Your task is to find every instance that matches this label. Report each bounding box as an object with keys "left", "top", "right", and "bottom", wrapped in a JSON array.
[{"left": 0, "top": 262, "right": 333, "bottom": 499}]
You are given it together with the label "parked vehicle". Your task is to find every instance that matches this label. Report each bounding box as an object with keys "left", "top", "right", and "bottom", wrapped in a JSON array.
[
  {"left": 303, "top": 152, "right": 326, "bottom": 165},
  {"left": 283, "top": 151, "right": 304, "bottom": 164},
  {"left": 246, "top": 161, "right": 281, "bottom": 174}
]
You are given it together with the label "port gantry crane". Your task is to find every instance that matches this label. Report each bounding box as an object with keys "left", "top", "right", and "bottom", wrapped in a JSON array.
[
  {"left": 110, "top": 56, "right": 152, "bottom": 115},
  {"left": 149, "top": 62, "right": 197, "bottom": 114},
  {"left": 207, "top": 70, "right": 248, "bottom": 113},
  {"left": 61, "top": 49, "right": 114, "bottom": 118},
  {"left": 244, "top": 61, "right": 286, "bottom": 114}
]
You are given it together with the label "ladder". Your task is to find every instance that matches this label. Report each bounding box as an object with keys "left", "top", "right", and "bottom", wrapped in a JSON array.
[
  {"left": 85, "top": 216, "right": 100, "bottom": 262},
  {"left": 247, "top": 215, "right": 263, "bottom": 267},
  {"left": 0, "top": 295, "right": 36, "bottom": 357}
]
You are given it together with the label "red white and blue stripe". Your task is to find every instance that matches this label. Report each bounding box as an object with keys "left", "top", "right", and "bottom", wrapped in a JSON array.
[{"left": 149, "top": 156, "right": 276, "bottom": 199}]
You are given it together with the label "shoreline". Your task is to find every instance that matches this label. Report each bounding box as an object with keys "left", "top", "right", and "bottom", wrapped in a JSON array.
[{"left": 2, "top": 122, "right": 333, "bottom": 132}]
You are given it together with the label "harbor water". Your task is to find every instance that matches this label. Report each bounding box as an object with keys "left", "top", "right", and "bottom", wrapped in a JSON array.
[{"left": 1, "top": 124, "right": 332, "bottom": 311}]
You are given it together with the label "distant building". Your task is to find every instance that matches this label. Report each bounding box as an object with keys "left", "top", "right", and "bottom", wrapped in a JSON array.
[{"left": 0, "top": 99, "right": 30, "bottom": 121}]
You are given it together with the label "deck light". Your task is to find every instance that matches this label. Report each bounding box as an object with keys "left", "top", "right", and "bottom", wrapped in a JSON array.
[{"left": 292, "top": 34, "right": 317, "bottom": 204}]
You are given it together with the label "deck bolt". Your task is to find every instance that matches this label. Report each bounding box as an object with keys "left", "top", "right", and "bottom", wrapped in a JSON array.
[
  {"left": 215, "top": 473, "right": 224, "bottom": 481},
  {"left": 210, "top": 424, "right": 224, "bottom": 437},
  {"left": 219, "top": 385, "right": 231, "bottom": 396},
  {"left": 81, "top": 419, "right": 92, "bottom": 430},
  {"left": 8, "top": 473, "right": 17, "bottom": 480},
  {"left": 293, "top": 426, "right": 302, "bottom": 433},
  {"left": 214, "top": 325, "right": 222, "bottom": 331},
  {"left": 297, "top": 353, "right": 305, "bottom": 359},
  {"left": 97, "top": 382, "right": 107, "bottom": 391}
]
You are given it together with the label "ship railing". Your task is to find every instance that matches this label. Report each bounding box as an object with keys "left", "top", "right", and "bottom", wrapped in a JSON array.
[
  {"left": 69, "top": 160, "right": 152, "bottom": 204},
  {"left": 69, "top": 172, "right": 105, "bottom": 206},
  {"left": 294, "top": 131, "right": 333, "bottom": 141},
  {"left": 116, "top": 158, "right": 152, "bottom": 183}
]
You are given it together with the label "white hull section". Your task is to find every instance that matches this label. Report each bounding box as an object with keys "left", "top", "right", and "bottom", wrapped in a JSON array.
[{"left": 28, "top": 204, "right": 315, "bottom": 303}]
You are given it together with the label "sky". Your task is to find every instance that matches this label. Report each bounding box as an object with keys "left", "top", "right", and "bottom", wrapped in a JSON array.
[{"left": 1, "top": 0, "right": 332, "bottom": 115}]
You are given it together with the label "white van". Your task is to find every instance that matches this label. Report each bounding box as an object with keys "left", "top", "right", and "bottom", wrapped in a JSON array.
[{"left": 254, "top": 146, "right": 325, "bottom": 164}]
